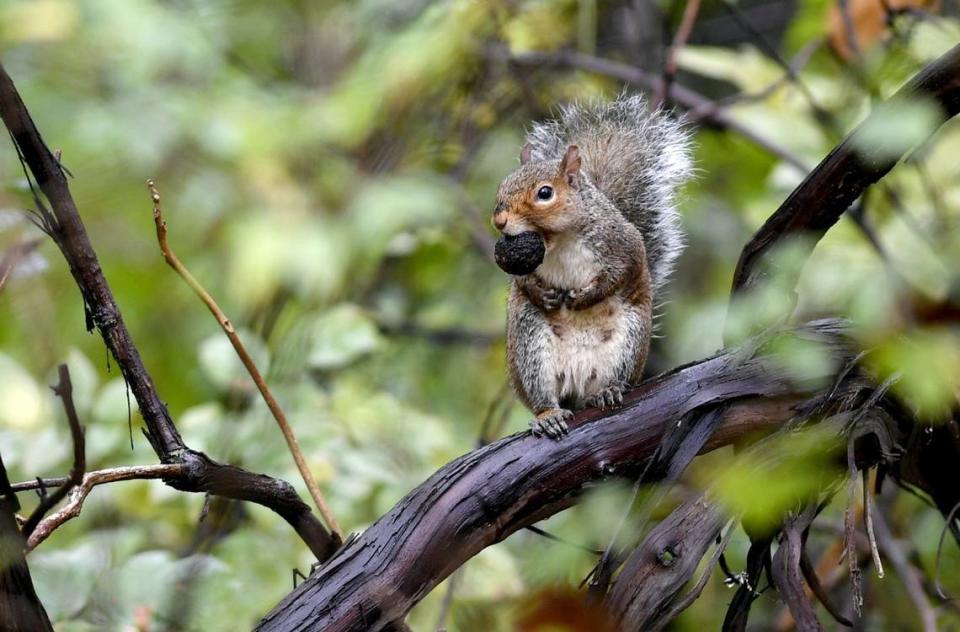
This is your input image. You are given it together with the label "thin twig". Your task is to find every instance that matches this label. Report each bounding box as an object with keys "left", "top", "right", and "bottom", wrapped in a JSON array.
[
  {"left": 718, "top": 0, "right": 839, "bottom": 136},
  {"left": 862, "top": 468, "right": 884, "bottom": 578},
  {"left": 500, "top": 48, "right": 812, "bottom": 174},
  {"left": 21, "top": 365, "right": 85, "bottom": 539},
  {"left": 378, "top": 321, "right": 502, "bottom": 347},
  {"left": 656, "top": 0, "right": 702, "bottom": 110},
  {"left": 838, "top": 0, "right": 863, "bottom": 62},
  {"left": 147, "top": 180, "right": 342, "bottom": 539},
  {"left": 11, "top": 478, "right": 69, "bottom": 493},
  {"left": 844, "top": 439, "right": 863, "bottom": 617},
  {"left": 686, "top": 39, "right": 821, "bottom": 124},
  {"left": 477, "top": 380, "right": 512, "bottom": 446},
  {"left": 871, "top": 509, "right": 937, "bottom": 632},
  {"left": 0, "top": 237, "right": 42, "bottom": 294},
  {"left": 434, "top": 568, "right": 462, "bottom": 632},
  {"left": 26, "top": 463, "right": 183, "bottom": 551},
  {"left": 935, "top": 500, "right": 960, "bottom": 600}
]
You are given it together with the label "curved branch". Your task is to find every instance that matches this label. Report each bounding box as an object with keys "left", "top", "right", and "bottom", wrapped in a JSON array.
[
  {"left": 26, "top": 464, "right": 183, "bottom": 551},
  {"left": 256, "top": 321, "right": 852, "bottom": 631},
  {"left": 731, "top": 43, "right": 960, "bottom": 295}
]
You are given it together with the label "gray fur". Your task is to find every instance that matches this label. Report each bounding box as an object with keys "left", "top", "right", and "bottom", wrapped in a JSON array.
[
  {"left": 524, "top": 94, "right": 692, "bottom": 292},
  {"left": 500, "top": 94, "right": 690, "bottom": 439}
]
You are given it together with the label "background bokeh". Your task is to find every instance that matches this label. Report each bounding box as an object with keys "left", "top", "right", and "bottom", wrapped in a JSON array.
[{"left": 1, "top": 0, "right": 959, "bottom": 630}]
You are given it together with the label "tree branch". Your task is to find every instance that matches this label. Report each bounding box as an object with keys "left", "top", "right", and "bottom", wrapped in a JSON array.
[
  {"left": 0, "top": 453, "right": 53, "bottom": 631},
  {"left": 148, "top": 179, "right": 342, "bottom": 540},
  {"left": 731, "top": 43, "right": 960, "bottom": 296},
  {"left": 26, "top": 463, "right": 184, "bottom": 551},
  {"left": 0, "top": 237, "right": 42, "bottom": 294},
  {"left": 604, "top": 495, "right": 724, "bottom": 630},
  {"left": 21, "top": 364, "right": 85, "bottom": 539},
  {"left": 0, "top": 62, "right": 337, "bottom": 561},
  {"left": 501, "top": 47, "right": 810, "bottom": 173},
  {"left": 256, "top": 320, "right": 853, "bottom": 631}
]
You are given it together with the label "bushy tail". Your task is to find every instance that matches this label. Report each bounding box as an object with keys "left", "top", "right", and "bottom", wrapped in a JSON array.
[{"left": 525, "top": 94, "right": 692, "bottom": 292}]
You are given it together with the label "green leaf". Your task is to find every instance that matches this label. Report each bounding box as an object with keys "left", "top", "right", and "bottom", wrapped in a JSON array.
[
  {"left": 307, "top": 304, "right": 384, "bottom": 370},
  {"left": 198, "top": 329, "right": 270, "bottom": 392}
]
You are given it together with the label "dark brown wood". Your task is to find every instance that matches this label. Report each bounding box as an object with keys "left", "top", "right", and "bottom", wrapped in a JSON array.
[
  {"left": 0, "top": 63, "right": 337, "bottom": 561},
  {"left": 730, "top": 43, "right": 960, "bottom": 295},
  {"left": 604, "top": 496, "right": 723, "bottom": 629},
  {"left": 770, "top": 507, "right": 825, "bottom": 632},
  {"left": 256, "top": 321, "right": 851, "bottom": 631},
  {"left": 0, "top": 454, "right": 54, "bottom": 632}
]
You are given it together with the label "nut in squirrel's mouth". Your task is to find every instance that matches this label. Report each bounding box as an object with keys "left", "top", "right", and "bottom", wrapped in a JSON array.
[{"left": 493, "top": 231, "right": 546, "bottom": 276}]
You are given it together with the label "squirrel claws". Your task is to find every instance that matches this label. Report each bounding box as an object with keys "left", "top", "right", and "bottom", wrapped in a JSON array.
[
  {"left": 564, "top": 287, "right": 585, "bottom": 308},
  {"left": 531, "top": 408, "right": 573, "bottom": 440},
  {"left": 586, "top": 384, "right": 625, "bottom": 411},
  {"left": 540, "top": 287, "right": 566, "bottom": 311}
]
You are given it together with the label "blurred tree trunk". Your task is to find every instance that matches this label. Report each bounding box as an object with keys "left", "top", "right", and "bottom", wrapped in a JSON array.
[{"left": 0, "top": 455, "right": 54, "bottom": 632}]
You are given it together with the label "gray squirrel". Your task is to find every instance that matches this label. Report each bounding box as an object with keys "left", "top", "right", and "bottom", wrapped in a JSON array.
[{"left": 491, "top": 95, "right": 692, "bottom": 439}]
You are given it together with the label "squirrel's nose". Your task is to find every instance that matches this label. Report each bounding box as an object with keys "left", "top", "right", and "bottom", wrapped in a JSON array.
[{"left": 493, "top": 211, "right": 507, "bottom": 230}]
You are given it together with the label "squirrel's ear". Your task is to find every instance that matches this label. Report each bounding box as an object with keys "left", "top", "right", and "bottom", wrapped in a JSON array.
[
  {"left": 560, "top": 145, "right": 582, "bottom": 189},
  {"left": 519, "top": 142, "right": 533, "bottom": 165}
]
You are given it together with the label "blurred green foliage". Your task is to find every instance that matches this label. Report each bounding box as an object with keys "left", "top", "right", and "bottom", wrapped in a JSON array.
[{"left": 0, "top": 0, "right": 959, "bottom": 630}]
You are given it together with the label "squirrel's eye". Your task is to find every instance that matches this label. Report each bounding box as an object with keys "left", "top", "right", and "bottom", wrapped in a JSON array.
[{"left": 536, "top": 185, "right": 554, "bottom": 201}]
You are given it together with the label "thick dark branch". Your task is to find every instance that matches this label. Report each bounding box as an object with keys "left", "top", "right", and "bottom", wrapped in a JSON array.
[
  {"left": 0, "top": 454, "right": 53, "bottom": 632},
  {"left": 257, "top": 320, "right": 852, "bottom": 631},
  {"left": 0, "top": 65, "right": 183, "bottom": 456},
  {"left": 731, "top": 43, "right": 960, "bottom": 295},
  {"left": 604, "top": 496, "right": 723, "bottom": 630},
  {"left": 0, "top": 63, "right": 336, "bottom": 560}
]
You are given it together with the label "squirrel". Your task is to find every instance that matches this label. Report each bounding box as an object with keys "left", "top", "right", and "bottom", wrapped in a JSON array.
[{"left": 492, "top": 94, "right": 692, "bottom": 439}]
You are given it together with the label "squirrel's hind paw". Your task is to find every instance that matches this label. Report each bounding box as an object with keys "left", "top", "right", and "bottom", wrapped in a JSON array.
[
  {"left": 586, "top": 383, "right": 625, "bottom": 411},
  {"left": 530, "top": 408, "right": 573, "bottom": 440}
]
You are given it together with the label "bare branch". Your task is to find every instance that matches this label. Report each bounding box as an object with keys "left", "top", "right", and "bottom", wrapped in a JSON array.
[
  {"left": 862, "top": 468, "right": 884, "bottom": 578},
  {"left": 0, "top": 237, "right": 42, "bottom": 294},
  {"left": 656, "top": 0, "right": 702, "bottom": 109},
  {"left": 10, "top": 478, "right": 69, "bottom": 493},
  {"left": 935, "top": 501, "right": 960, "bottom": 600},
  {"left": 730, "top": 43, "right": 960, "bottom": 296},
  {"left": 648, "top": 518, "right": 736, "bottom": 632},
  {"left": 770, "top": 506, "right": 825, "bottom": 632},
  {"left": 604, "top": 496, "right": 724, "bottom": 629},
  {"left": 26, "top": 463, "right": 184, "bottom": 551},
  {"left": 871, "top": 509, "right": 937, "bottom": 632},
  {"left": 147, "top": 179, "right": 342, "bottom": 540},
  {"left": 255, "top": 321, "right": 857, "bottom": 631},
  {"left": 500, "top": 47, "right": 810, "bottom": 173},
  {"left": 844, "top": 443, "right": 864, "bottom": 617},
  {"left": 21, "top": 364, "right": 85, "bottom": 539},
  {"left": 0, "top": 62, "right": 337, "bottom": 561}
]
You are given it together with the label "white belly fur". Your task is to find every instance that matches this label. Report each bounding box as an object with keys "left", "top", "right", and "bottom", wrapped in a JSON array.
[
  {"left": 537, "top": 233, "right": 599, "bottom": 290},
  {"left": 549, "top": 297, "right": 635, "bottom": 405}
]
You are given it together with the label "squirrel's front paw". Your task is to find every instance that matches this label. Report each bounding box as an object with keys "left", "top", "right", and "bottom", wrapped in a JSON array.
[
  {"left": 530, "top": 408, "right": 573, "bottom": 440},
  {"left": 540, "top": 287, "right": 566, "bottom": 311},
  {"left": 586, "top": 383, "right": 625, "bottom": 411},
  {"left": 564, "top": 285, "right": 594, "bottom": 310}
]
